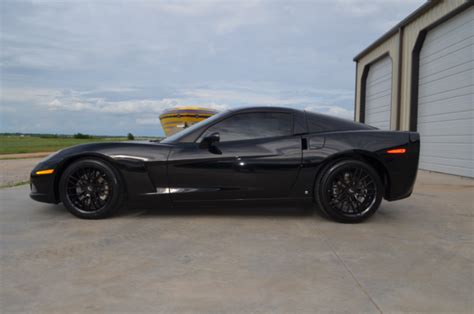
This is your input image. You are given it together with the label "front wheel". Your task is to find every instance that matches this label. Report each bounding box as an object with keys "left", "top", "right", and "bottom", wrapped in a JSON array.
[
  {"left": 59, "top": 158, "right": 124, "bottom": 219},
  {"left": 314, "top": 159, "right": 383, "bottom": 223}
]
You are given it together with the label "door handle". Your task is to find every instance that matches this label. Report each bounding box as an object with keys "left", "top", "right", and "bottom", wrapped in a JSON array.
[{"left": 301, "top": 138, "right": 308, "bottom": 150}]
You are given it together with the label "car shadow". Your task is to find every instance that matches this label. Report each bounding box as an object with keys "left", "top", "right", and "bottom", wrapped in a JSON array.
[
  {"left": 37, "top": 203, "right": 70, "bottom": 216},
  {"left": 122, "top": 203, "right": 319, "bottom": 219},
  {"left": 39, "top": 202, "right": 403, "bottom": 224},
  {"left": 36, "top": 202, "right": 324, "bottom": 220}
]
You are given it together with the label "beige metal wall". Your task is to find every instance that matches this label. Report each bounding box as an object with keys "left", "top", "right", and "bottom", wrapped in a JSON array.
[
  {"left": 354, "top": 33, "right": 399, "bottom": 129},
  {"left": 399, "top": 0, "right": 466, "bottom": 130},
  {"left": 355, "top": 0, "right": 467, "bottom": 130}
]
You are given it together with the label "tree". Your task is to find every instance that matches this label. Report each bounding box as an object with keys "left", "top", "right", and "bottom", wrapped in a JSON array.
[
  {"left": 127, "top": 133, "right": 135, "bottom": 140},
  {"left": 73, "top": 133, "right": 91, "bottom": 139}
]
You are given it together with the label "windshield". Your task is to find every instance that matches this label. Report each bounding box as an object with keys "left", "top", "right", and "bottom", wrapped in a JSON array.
[{"left": 161, "top": 110, "right": 229, "bottom": 143}]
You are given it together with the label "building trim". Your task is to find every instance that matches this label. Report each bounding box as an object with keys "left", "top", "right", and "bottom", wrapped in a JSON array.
[
  {"left": 353, "top": 62, "right": 358, "bottom": 121},
  {"left": 409, "top": 31, "right": 426, "bottom": 131},
  {"left": 359, "top": 52, "right": 391, "bottom": 124},
  {"left": 396, "top": 26, "right": 404, "bottom": 130},
  {"left": 359, "top": 64, "right": 369, "bottom": 123},
  {"left": 354, "top": 62, "right": 359, "bottom": 121},
  {"left": 353, "top": 0, "right": 441, "bottom": 61},
  {"left": 409, "top": 2, "right": 472, "bottom": 131}
]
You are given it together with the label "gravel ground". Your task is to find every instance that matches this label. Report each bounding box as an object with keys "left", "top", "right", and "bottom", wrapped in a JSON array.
[
  {"left": 0, "top": 158, "right": 43, "bottom": 186},
  {"left": 0, "top": 152, "right": 51, "bottom": 160}
]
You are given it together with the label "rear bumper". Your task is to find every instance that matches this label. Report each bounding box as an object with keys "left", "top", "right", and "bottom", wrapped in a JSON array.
[
  {"left": 385, "top": 182, "right": 415, "bottom": 201},
  {"left": 380, "top": 132, "right": 420, "bottom": 201}
]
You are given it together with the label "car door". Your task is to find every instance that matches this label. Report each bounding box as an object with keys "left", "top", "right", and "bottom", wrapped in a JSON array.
[
  {"left": 166, "top": 140, "right": 257, "bottom": 202},
  {"left": 236, "top": 134, "right": 302, "bottom": 199},
  {"left": 166, "top": 111, "right": 303, "bottom": 203}
]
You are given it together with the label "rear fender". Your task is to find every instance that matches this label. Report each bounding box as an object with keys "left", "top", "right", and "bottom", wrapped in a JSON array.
[{"left": 295, "top": 130, "right": 419, "bottom": 201}]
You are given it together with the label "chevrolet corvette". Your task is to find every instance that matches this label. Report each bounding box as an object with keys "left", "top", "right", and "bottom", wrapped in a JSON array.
[{"left": 30, "top": 107, "right": 420, "bottom": 222}]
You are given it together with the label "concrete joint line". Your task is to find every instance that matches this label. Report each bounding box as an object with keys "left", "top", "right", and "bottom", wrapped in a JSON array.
[{"left": 312, "top": 223, "right": 383, "bottom": 314}]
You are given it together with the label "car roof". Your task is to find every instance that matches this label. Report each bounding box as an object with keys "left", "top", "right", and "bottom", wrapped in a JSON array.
[
  {"left": 229, "top": 106, "right": 298, "bottom": 114},
  {"left": 162, "top": 106, "right": 373, "bottom": 143}
]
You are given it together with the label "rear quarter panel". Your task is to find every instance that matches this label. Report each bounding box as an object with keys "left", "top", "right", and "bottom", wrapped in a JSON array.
[{"left": 293, "top": 130, "right": 419, "bottom": 201}]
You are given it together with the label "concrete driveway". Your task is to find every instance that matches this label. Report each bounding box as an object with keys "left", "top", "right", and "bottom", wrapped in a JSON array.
[{"left": 0, "top": 171, "right": 472, "bottom": 313}]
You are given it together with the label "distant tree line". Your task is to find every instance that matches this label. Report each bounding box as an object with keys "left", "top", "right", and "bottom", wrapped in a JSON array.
[
  {"left": 0, "top": 132, "right": 162, "bottom": 141},
  {"left": 73, "top": 133, "right": 92, "bottom": 139}
]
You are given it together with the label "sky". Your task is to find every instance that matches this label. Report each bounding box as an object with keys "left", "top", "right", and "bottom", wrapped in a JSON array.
[{"left": 0, "top": 0, "right": 424, "bottom": 136}]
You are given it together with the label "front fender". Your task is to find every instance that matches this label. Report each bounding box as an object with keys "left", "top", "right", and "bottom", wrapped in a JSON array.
[{"left": 31, "top": 141, "right": 173, "bottom": 204}]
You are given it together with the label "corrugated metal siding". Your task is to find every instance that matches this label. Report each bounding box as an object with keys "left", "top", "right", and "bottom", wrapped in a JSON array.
[
  {"left": 355, "top": 0, "right": 467, "bottom": 130},
  {"left": 398, "top": 0, "right": 466, "bottom": 130},
  {"left": 364, "top": 56, "right": 393, "bottom": 129},
  {"left": 355, "top": 33, "right": 399, "bottom": 128},
  {"left": 417, "top": 7, "right": 473, "bottom": 177}
]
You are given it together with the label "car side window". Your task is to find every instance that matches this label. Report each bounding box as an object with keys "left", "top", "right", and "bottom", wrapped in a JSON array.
[
  {"left": 306, "top": 111, "right": 326, "bottom": 133},
  {"left": 305, "top": 110, "right": 362, "bottom": 133},
  {"left": 199, "top": 112, "right": 293, "bottom": 142}
]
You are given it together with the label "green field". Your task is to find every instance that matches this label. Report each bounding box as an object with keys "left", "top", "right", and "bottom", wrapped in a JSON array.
[{"left": 0, "top": 136, "right": 128, "bottom": 155}]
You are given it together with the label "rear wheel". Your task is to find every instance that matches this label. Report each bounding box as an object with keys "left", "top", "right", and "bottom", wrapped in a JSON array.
[
  {"left": 314, "top": 159, "right": 383, "bottom": 223},
  {"left": 59, "top": 158, "right": 124, "bottom": 219}
]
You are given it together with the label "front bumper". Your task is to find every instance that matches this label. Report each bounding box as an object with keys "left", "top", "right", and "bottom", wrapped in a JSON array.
[{"left": 30, "top": 171, "right": 58, "bottom": 204}]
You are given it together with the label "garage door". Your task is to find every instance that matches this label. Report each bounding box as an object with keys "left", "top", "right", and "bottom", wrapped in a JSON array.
[
  {"left": 418, "top": 7, "right": 473, "bottom": 177},
  {"left": 365, "top": 56, "right": 392, "bottom": 130}
]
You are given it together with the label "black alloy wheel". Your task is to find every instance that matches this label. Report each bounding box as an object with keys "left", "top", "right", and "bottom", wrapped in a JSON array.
[
  {"left": 59, "top": 158, "right": 123, "bottom": 219},
  {"left": 66, "top": 167, "right": 111, "bottom": 212},
  {"left": 315, "top": 159, "right": 383, "bottom": 223}
]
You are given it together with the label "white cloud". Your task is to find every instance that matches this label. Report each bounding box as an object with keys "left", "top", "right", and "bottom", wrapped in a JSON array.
[
  {"left": 184, "top": 88, "right": 284, "bottom": 105},
  {"left": 37, "top": 87, "right": 230, "bottom": 115},
  {"left": 305, "top": 104, "right": 353, "bottom": 120},
  {"left": 334, "top": 0, "right": 379, "bottom": 17},
  {"left": 2, "top": 84, "right": 351, "bottom": 120},
  {"left": 1, "top": 0, "right": 424, "bottom": 135},
  {"left": 47, "top": 97, "right": 179, "bottom": 114},
  {"left": 334, "top": 0, "right": 421, "bottom": 17},
  {"left": 143, "top": 0, "right": 224, "bottom": 16},
  {"left": 0, "top": 106, "right": 16, "bottom": 113},
  {"left": 78, "top": 87, "right": 140, "bottom": 95},
  {"left": 183, "top": 87, "right": 313, "bottom": 106},
  {"left": 0, "top": 87, "right": 61, "bottom": 104},
  {"left": 136, "top": 117, "right": 160, "bottom": 125}
]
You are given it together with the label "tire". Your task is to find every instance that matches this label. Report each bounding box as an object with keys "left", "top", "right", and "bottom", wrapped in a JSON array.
[
  {"left": 314, "top": 159, "right": 383, "bottom": 223},
  {"left": 59, "top": 158, "right": 124, "bottom": 219}
]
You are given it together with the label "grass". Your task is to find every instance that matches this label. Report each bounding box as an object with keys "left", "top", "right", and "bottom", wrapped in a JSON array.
[{"left": 0, "top": 135, "right": 128, "bottom": 155}]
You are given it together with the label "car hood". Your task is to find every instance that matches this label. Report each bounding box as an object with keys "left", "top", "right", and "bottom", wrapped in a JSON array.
[{"left": 35, "top": 141, "right": 173, "bottom": 172}]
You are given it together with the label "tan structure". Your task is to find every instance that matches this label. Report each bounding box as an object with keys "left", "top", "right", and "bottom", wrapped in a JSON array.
[
  {"left": 159, "top": 106, "right": 218, "bottom": 136},
  {"left": 354, "top": 0, "right": 469, "bottom": 129},
  {"left": 354, "top": 0, "right": 473, "bottom": 177}
]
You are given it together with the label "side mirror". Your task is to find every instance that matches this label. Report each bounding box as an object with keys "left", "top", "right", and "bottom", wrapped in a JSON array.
[{"left": 199, "top": 132, "right": 220, "bottom": 149}]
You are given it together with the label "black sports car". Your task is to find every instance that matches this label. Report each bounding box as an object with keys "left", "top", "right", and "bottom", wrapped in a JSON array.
[{"left": 30, "top": 107, "right": 420, "bottom": 222}]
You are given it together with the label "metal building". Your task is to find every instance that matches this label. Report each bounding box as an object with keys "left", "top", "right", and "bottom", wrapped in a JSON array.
[{"left": 354, "top": 0, "right": 473, "bottom": 177}]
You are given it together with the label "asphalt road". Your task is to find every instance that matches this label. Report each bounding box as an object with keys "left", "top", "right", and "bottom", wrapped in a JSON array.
[{"left": 0, "top": 171, "right": 472, "bottom": 313}]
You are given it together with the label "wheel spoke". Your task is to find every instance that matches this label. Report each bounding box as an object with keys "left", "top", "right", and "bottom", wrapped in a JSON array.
[
  {"left": 66, "top": 165, "right": 111, "bottom": 213},
  {"left": 325, "top": 165, "right": 377, "bottom": 217}
]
